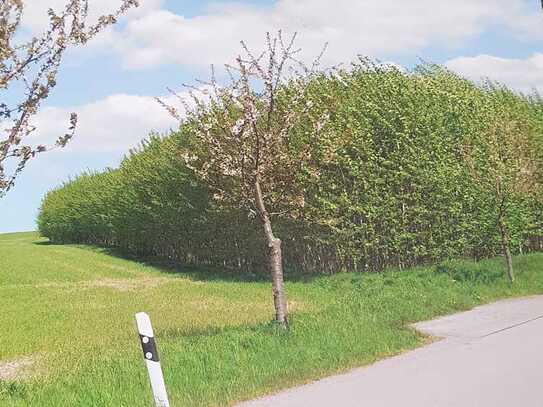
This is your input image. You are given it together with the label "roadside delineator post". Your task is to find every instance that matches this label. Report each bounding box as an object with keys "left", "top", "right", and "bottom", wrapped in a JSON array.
[{"left": 135, "top": 312, "right": 170, "bottom": 407}]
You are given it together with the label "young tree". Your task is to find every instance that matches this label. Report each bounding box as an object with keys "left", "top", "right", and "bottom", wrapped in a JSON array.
[
  {"left": 0, "top": 0, "right": 138, "bottom": 196},
  {"left": 463, "top": 89, "right": 542, "bottom": 282},
  {"left": 160, "top": 32, "right": 328, "bottom": 327}
]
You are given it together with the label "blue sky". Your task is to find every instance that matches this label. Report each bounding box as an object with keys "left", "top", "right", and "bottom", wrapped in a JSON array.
[{"left": 1, "top": 0, "right": 543, "bottom": 233}]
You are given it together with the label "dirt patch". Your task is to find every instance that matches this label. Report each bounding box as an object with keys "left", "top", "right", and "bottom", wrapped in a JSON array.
[
  {"left": 105, "top": 264, "right": 139, "bottom": 273},
  {"left": 87, "top": 277, "right": 169, "bottom": 291},
  {"left": 0, "top": 357, "right": 34, "bottom": 381},
  {"left": 4, "top": 277, "right": 172, "bottom": 292}
]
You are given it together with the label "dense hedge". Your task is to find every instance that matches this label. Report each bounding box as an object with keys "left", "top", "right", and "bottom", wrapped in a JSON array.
[{"left": 38, "top": 62, "right": 543, "bottom": 274}]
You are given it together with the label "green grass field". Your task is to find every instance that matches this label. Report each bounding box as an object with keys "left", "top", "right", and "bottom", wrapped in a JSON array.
[{"left": 2, "top": 232, "right": 543, "bottom": 406}]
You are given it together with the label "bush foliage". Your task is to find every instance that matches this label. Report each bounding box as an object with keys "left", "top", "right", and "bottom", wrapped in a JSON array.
[{"left": 38, "top": 61, "right": 543, "bottom": 274}]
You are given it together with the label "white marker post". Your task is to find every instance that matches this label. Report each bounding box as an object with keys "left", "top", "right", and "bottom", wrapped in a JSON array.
[{"left": 135, "top": 312, "right": 170, "bottom": 407}]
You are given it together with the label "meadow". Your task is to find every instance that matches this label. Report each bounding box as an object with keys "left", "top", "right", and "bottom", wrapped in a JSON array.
[{"left": 2, "top": 232, "right": 543, "bottom": 406}]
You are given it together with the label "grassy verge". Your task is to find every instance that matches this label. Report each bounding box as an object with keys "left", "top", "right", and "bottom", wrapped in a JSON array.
[{"left": 2, "top": 232, "right": 543, "bottom": 406}]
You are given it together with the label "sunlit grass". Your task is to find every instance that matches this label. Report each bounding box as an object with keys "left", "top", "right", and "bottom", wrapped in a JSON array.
[{"left": 2, "top": 232, "right": 543, "bottom": 406}]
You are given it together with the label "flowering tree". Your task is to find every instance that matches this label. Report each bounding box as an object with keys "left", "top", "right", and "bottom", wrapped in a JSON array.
[
  {"left": 160, "top": 32, "right": 328, "bottom": 327},
  {"left": 0, "top": 0, "right": 138, "bottom": 196}
]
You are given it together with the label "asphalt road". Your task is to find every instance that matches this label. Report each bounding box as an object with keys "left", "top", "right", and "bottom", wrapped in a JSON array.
[{"left": 237, "top": 295, "right": 543, "bottom": 407}]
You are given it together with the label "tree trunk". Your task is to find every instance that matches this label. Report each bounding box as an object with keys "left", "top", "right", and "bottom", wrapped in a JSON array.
[
  {"left": 498, "top": 219, "right": 514, "bottom": 283},
  {"left": 254, "top": 177, "right": 288, "bottom": 328}
]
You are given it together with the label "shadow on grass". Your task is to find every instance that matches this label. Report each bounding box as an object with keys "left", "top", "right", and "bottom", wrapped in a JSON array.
[
  {"left": 33, "top": 240, "right": 53, "bottom": 246},
  {"left": 158, "top": 318, "right": 289, "bottom": 342},
  {"left": 33, "top": 238, "right": 318, "bottom": 284}
]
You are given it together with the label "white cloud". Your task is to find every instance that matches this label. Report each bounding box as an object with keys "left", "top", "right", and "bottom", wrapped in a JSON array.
[
  {"left": 446, "top": 53, "right": 543, "bottom": 94},
  {"left": 108, "top": 0, "right": 542, "bottom": 69},
  {"left": 499, "top": 0, "right": 543, "bottom": 40},
  {"left": 20, "top": 0, "right": 163, "bottom": 33},
  {"left": 18, "top": 0, "right": 163, "bottom": 53},
  {"left": 18, "top": 1, "right": 543, "bottom": 70},
  {"left": 30, "top": 93, "right": 181, "bottom": 153}
]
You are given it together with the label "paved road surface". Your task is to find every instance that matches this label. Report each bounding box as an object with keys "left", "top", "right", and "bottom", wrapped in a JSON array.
[{"left": 237, "top": 295, "right": 543, "bottom": 407}]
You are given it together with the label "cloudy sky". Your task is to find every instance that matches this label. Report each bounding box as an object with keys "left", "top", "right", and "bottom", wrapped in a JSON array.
[{"left": 1, "top": 0, "right": 543, "bottom": 233}]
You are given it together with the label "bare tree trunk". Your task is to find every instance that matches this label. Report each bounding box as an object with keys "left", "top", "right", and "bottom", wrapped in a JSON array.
[
  {"left": 254, "top": 177, "right": 288, "bottom": 328},
  {"left": 498, "top": 219, "right": 514, "bottom": 283}
]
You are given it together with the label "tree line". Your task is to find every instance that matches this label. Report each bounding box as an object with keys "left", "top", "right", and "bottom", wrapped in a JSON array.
[{"left": 38, "top": 59, "right": 543, "bottom": 286}]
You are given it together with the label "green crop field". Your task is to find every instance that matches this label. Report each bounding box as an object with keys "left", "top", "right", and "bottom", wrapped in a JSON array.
[{"left": 2, "top": 232, "right": 543, "bottom": 406}]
